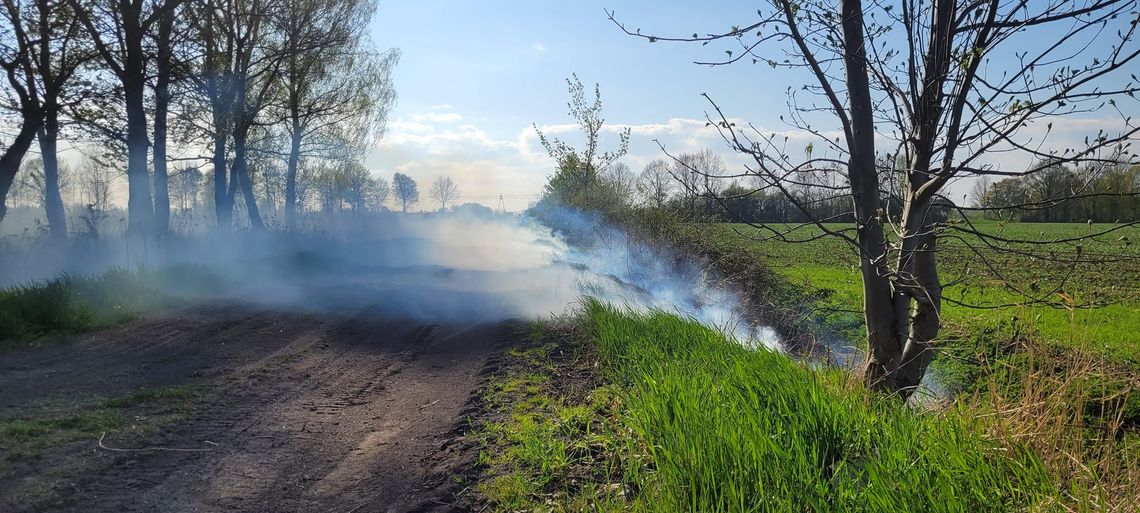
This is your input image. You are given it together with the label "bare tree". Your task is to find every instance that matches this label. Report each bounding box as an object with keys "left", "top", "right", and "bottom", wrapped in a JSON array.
[
  {"left": 534, "top": 74, "right": 630, "bottom": 208},
  {"left": 969, "top": 176, "right": 992, "bottom": 209},
  {"left": 170, "top": 165, "right": 203, "bottom": 215},
  {"left": 671, "top": 149, "right": 725, "bottom": 215},
  {"left": 612, "top": 0, "right": 1140, "bottom": 396},
  {"left": 79, "top": 157, "right": 116, "bottom": 233},
  {"left": 392, "top": 171, "right": 417, "bottom": 212},
  {"left": 14, "top": 157, "right": 74, "bottom": 212},
  {"left": 637, "top": 158, "right": 674, "bottom": 208},
  {"left": 428, "top": 175, "right": 458, "bottom": 210}
]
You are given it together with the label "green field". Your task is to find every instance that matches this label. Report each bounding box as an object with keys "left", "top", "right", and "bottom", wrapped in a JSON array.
[{"left": 679, "top": 221, "right": 1140, "bottom": 368}]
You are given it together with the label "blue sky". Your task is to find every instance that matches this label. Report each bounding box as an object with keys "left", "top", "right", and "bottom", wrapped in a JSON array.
[
  {"left": 365, "top": 0, "right": 805, "bottom": 210},
  {"left": 365, "top": 1, "right": 1138, "bottom": 211}
]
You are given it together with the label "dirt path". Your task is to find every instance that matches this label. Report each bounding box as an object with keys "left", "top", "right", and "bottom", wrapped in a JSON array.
[{"left": 0, "top": 303, "right": 506, "bottom": 512}]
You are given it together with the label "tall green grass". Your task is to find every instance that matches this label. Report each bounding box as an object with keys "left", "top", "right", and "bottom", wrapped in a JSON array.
[
  {"left": 0, "top": 265, "right": 227, "bottom": 347},
  {"left": 582, "top": 299, "right": 1056, "bottom": 512}
]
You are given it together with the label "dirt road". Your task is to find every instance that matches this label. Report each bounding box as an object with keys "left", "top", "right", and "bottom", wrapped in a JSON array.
[{"left": 0, "top": 302, "right": 507, "bottom": 512}]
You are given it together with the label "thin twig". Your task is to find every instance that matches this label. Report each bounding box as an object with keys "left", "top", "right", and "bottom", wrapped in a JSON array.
[{"left": 97, "top": 432, "right": 216, "bottom": 453}]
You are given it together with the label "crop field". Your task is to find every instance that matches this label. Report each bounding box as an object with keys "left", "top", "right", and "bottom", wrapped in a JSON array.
[{"left": 684, "top": 221, "right": 1140, "bottom": 367}]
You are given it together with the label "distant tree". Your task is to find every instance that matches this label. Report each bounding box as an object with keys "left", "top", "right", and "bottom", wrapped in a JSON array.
[
  {"left": 170, "top": 166, "right": 203, "bottom": 213},
  {"left": 603, "top": 162, "right": 636, "bottom": 205},
  {"left": 637, "top": 159, "right": 674, "bottom": 208},
  {"left": 428, "top": 176, "right": 458, "bottom": 210},
  {"left": 614, "top": 0, "right": 1140, "bottom": 396},
  {"left": 671, "top": 149, "right": 724, "bottom": 215},
  {"left": 371, "top": 175, "right": 389, "bottom": 209},
  {"left": 969, "top": 177, "right": 992, "bottom": 209},
  {"left": 534, "top": 74, "right": 630, "bottom": 210},
  {"left": 392, "top": 172, "right": 418, "bottom": 212},
  {"left": 78, "top": 158, "right": 116, "bottom": 233},
  {"left": 14, "top": 157, "right": 75, "bottom": 212}
]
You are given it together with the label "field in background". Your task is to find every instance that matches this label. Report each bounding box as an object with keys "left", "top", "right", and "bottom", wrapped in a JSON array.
[{"left": 688, "top": 221, "right": 1140, "bottom": 367}]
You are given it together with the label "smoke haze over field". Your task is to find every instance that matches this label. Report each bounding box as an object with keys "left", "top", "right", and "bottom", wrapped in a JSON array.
[{"left": 0, "top": 210, "right": 780, "bottom": 348}]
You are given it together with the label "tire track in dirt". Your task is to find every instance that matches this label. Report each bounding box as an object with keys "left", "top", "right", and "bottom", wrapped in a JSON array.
[{"left": 1, "top": 303, "right": 509, "bottom": 513}]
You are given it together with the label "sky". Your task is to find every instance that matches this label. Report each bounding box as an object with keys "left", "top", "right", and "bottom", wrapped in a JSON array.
[
  {"left": 364, "top": 1, "right": 1138, "bottom": 212},
  {"left": 364, "top": 0, "right": 813, "bottom": 211}
]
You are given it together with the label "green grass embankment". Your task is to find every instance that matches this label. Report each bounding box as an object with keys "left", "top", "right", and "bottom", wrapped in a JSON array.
[{"left": 478, "top": 302, "right": 1068, "bottom": 512}]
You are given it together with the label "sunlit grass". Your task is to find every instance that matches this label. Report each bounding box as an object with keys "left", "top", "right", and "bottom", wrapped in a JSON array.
[
  {"left": 689, "top": 222, "right": 1140, "bottom": 365},
  {"left": 479, "top": 306, "right": 1078, "bottom": 512}
]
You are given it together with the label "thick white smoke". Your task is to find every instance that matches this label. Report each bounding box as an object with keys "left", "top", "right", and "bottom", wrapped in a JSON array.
[
  {"left": 0, "top": 208, "right": 781, "bottom": 348},
  {"left": 335, "top": 209, "right": 781, "bottom": 348}
]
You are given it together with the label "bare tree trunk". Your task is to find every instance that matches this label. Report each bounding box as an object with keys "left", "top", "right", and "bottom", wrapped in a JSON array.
[
  {"left": 152, "top": 9, "right": 175, "bottom": 236},
  {"left": 123, "top": 77, "right": 154, "bottom": 238},
  {"left": 0, "top": 121, "right": 40, "bottom": 221},
  {"left": 212, "top": 112, "right": 232, "bottom": 228},
  {"left": 153, "top": 81, "right": 170, "bottom": 235},
  {"left": 284, "top": 121, "right": 301, "bottom": 230},
  {"left": 232, "top": 129, "right": 263, "bottom": 230},
  {"left": 894, "top": 198, "right": 942, "bottom": 396},
  {"left": 840, "top": 0, "right": 907, "bottom": 393},
  {"left": 37, "top": 108, "right": 67, "bottom": 239}
]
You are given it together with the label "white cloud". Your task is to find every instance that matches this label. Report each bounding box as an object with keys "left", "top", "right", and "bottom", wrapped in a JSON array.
[
  {"left": 532, "top": 43, "right": 548, "bottom": 53},
  {"left": 411, "top": 111, "right": 463, "bottom": 123},
  {"left": 374, "top": 112, "right": 964, "bottom": 210}
]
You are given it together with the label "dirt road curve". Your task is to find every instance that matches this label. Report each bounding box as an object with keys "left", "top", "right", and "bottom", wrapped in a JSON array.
[{"left": 0, "top": 303, "right": 507, "bottom": 512}]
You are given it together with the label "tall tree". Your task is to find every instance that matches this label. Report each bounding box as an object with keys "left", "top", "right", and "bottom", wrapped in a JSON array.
[
  {"left": 428, "top": 175, "right": 458, "bottom": 210},
  {"left": 613, "top": 0, "right": 1140, "bottom": 396},
  {"left": 392, "top": 171, "right": 417, "bottom": 212},
  {"left": 71, "top": 0, "right": 185, "bottom": 238},
  {"left": 534, "top": 74, "right": 630, "bottom": 210},
  {"left": 0, "top": 5, "right": 45, "bottom": 222},
  {"left": 1, "top": 0, "right": 89, "bottom": 237},
  {"left": 275, "top": 0, "right": 397, "bottom": 230},
  {"left": 148, "top": 0, "right": 185, "bottom": 235}
]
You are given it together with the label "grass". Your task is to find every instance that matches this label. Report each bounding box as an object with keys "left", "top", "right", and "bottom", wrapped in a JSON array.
[
  {"left": 476, "top": 331, "right": 640, "bottom": 511},
  {"left": 0, "top": 264, "right": 230, "bottom": 349},
  {"left": 674, "top": 221, "right": 1140, "bottom": 372},
  {"left": 478, "top": 303, "right": 1116, "bottom": 511}
]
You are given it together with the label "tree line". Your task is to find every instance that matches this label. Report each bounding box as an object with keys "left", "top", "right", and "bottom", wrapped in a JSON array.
[
  {"left": 2, "top": 151, "right": 468, "bottom": 235},
  {"left": 0, "top": 0, "right": 400, "bottom": 239},
  {"left": 972, "top": 162, "right": 1140, "bottom": 223}
]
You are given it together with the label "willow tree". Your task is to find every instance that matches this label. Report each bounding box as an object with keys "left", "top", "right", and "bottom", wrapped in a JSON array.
[{"left": 612, "top": 1, "right": 1140, "bottom": 397}]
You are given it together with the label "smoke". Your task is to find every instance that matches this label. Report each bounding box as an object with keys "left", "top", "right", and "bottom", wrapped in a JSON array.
[{"left": 0, "top": 208, "right": 781, "bottom": 348}]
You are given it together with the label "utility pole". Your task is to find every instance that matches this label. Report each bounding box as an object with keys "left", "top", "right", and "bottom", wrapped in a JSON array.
[{"left": 496, "top": 194, "right": 506, "bottom": 213}]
